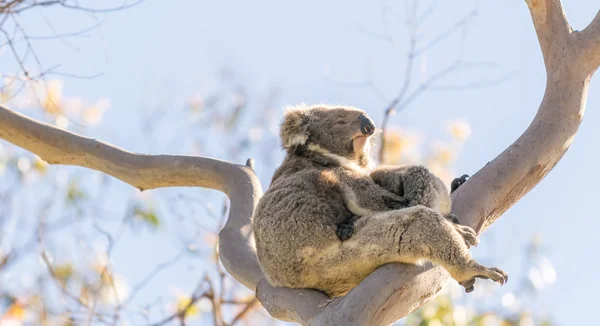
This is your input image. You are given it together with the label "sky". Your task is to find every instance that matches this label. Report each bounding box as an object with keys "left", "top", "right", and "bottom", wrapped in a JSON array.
[{"left": 1, "top": 0, "right": 600, "bottom": 325}]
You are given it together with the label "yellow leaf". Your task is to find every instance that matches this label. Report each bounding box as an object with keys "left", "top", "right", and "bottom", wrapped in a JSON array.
[
  {"left": 54, "top": 263, "right": 74, "bottom": 286},
  {"left": 42, "top": 79, "right": 64, "bottom": 115},
  {"left": 80, "top": 284, "right": 92, "bottom": 305},
  {"left": 82, "top": 98, "right": 110, "bottom": 126},
  {"left": 176, "top": 296, "right": 200, "bottom": 317},
  {"left": 447, "top": 119, "right": 472, "bottom": 142},
  {"left": 32, "top": 156, "right": 49, "bottom": 175},
  {"left": 133, "top": 207, "right": 161, "bottom": 229},
  {"left": 430, "top": 142, "right": 456, "bottom": 166},
  {"left": 66, "top": 180, "right": 86, "bottom": 203},
  {"left": 4, "top": 301, "right": 26, "bottom": 320},
  {"left": 382, "top": 129, "right": 420, "bottom": 165},
  {"left": 0, "top": 87, "right": 11, "bottom": 103}
]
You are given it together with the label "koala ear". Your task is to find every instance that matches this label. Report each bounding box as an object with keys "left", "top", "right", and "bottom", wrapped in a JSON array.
[{"left": 280, "top": 104, "right": 311, "bottom": 151}]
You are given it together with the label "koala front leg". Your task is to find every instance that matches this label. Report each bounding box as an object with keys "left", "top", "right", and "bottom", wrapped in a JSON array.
[{"left": 340, "top": 206, "right": 505, "bottom": 293}]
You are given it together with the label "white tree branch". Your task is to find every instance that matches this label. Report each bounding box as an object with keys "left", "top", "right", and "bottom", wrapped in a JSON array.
[
  {"left": 0, "top": 104, "right": 264, "bottom": 290},
  {"left": 0, "top": 0, "right": 597, "bottom": 324},
  {"left": 579, "top": 10, "right": 600, "bottom": 72},
  {"left": 525, "top": 0, "right": 572, "bottom": 52}
]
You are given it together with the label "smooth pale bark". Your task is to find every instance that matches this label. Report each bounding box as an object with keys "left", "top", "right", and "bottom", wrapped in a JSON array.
[
  {"left": 0, "top": 105, "right": 264, "bottom": 290},
  {"left": 0, "top": 1, "right": 598, "bottom": 325}
]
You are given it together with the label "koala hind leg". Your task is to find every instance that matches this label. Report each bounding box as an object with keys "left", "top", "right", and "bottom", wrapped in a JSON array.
[
  {"left": 337, "top": 206, "right": 506, "bottom": 293},
  {"left": 452, "top": 223, "right": 479, "bottom": 247}
]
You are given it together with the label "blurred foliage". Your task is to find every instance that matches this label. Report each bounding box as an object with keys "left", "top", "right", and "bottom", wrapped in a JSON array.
[
  {"left": 132, "top": 206, "right": 161, "bottom": 230},
  {"left": 0, "top": 76, "right": 275, "bottom": 325}
]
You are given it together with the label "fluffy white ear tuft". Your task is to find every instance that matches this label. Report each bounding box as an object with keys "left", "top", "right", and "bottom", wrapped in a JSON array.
[{"left": 280, "top": 104, "right": 311, "bottom": 149}]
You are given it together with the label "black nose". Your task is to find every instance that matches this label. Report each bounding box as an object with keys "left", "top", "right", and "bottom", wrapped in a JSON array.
[{"left": 359, "top": 114, "right": 375, "bottom": 136}]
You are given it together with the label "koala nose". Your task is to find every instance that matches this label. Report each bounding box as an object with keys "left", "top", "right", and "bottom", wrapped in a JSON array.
[{"left": 359, "top": 114, "right": 375, "bottom": 136}]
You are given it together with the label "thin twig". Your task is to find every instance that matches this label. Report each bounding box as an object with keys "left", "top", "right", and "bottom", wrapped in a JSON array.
[{"left": 229, "top": 298, "right": 259, "bottom": 326}]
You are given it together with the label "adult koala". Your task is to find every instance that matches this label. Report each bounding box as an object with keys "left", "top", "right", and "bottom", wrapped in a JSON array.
[{"left": 253, "top": 104, "right": 507, "bottom": 297}]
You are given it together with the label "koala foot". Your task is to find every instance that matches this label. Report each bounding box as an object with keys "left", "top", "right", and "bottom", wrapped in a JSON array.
[
  {"left": 336, "top": 223, "right": 355, "bottom": 241},
  {"left": 458, "top": 263, "right": 508, "bottom": 293},
  {"left": 453, "top": 223, "right": 479, "bottom": 248},
  {"left": 451, "top": 174, "right": 470, "bottom": 193}
]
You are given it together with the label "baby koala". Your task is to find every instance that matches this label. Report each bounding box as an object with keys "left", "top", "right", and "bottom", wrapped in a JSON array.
[{"left": 336, "top": 167, "right": 470, "bottom": 241}]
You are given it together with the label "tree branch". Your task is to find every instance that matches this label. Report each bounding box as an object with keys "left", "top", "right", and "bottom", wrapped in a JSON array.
[
  {"left": 525, "top": 0, "right": 572, "bottom": 68},
  {"left": 579, "top": 10, "right": 600, "bottom": 72},
  {"left": 0, "top": 103, "right": 264, "bottom": 291}
]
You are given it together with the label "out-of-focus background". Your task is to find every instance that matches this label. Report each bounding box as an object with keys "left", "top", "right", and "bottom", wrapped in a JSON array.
[{"left": 0, "top": 0, "right": 597, "bottom": 325}]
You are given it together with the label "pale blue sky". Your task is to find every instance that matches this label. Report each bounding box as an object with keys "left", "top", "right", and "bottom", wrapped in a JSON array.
[{"left": 2, "top": 0, "right": 600, "bottom": 325}]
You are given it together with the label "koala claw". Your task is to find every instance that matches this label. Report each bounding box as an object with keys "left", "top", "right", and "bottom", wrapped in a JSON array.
[
  {"left": 453, "top": 223, "right": 479, "bottom": 248},
  {"left": 451, "top": 174, "right": 470, "bottom": 193},
  {"left": 460, "top": 266, "right": 508, "bottom": 293},
  {"left": 479, "top": 267, "right": 508, "bottom": 285},
  {"left": 336, "top": 223, "right": 355, "bottom": 241}
]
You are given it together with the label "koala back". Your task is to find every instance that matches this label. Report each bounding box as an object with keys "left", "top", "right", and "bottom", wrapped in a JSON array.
[{"left": 253, "top": 155, "right": 353, "bottom": 287}]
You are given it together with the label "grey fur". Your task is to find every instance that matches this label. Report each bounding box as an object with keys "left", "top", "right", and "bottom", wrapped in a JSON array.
[
  {"left": 253, "top": 104, "right": 508, "bottom": 297},
  {"left": 335, "top": 165, "right": 456, "bottom": 241},
  {"left": 370, "top": 164, "right": 452, "bottom": 216}
]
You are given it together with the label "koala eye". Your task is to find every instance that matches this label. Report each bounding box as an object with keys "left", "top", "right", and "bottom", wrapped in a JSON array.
[{"left": 335, "top": 120, "right": 349, "bottom": 126}]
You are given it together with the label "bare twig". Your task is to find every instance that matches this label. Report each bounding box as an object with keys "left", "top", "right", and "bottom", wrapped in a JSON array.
[
  {"left": 378, "top": 15, "right": 418, "bottom": 163},
  {"left": 36, "top": 201, "right": 112, "bottom": 324},
  {"left": 145, "top": 278, "right": 208, "bottom": 326},
  {"left": 229, "top": 298, "right": 259, "bottom": 326},
  {"left": 12, "top": 0, "right": 146, "bottom": 15},
  {"left": 121, "top": 249, "right": 187, "bottom": 308}
]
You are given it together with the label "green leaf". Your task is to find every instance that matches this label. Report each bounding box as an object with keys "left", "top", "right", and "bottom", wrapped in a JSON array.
[
  {"left": 133, "top": 207, "right": 161, "bottom": 229},
  {"left": 66, "top": 180, "right": 86, "bottom": 204},
  {"left": 54, "top": 263, "right": 74, "bottom": 286}
]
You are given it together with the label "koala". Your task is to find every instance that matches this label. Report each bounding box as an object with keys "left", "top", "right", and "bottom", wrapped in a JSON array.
[
  {"left": 252, "top": 104, "right": 507, "bottom": 297},
  {"left": 336, "top": 169, "right": 471, "bottom": 241}
]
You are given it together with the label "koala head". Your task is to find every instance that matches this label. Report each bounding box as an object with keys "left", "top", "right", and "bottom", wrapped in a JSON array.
[{"left": 280, "top": 104, "right": 377, "bottom": 169}]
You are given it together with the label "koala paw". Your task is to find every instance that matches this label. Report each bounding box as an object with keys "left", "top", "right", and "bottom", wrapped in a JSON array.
[
  {"left": 458, "top": 262, "right": 508, "bottom": 293},
  {"left": 459, "top": 266, "right": 508, "bottom": 293},
  {"left": 453, "top": 223, "right": 479, "bottom": 248},
  {"left": 451, "top": 174, "right": 470, "bottom": 193},
  {"left": 336, "top": 223, "right": 355, "bottom": 241}
]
